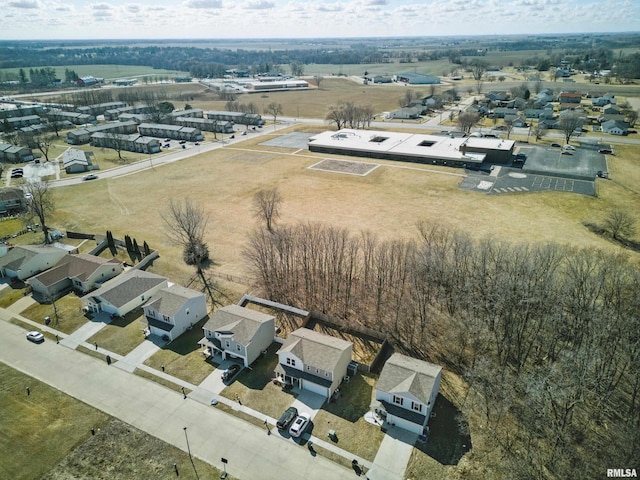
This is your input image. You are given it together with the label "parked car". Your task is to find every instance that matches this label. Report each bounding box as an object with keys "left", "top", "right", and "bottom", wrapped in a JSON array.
[
  {"left": 276, "top": 407, "right": 298, "bottom": 430},
  {"left": 563, "top": 145, "right": 576, "bottom": 151},
  {"left": 289, "top": 412, "right": 311, "bottom": 438},
  {"left": 221, "top": 363, "right": 241, "bottom": 382},
  {"left": 179, "top": 140, "right": 186, "bottom": 144},
  {"left": 561, "top": 151, "right": 573, "bottom": 155},
  {"left": 26, "top": 331, "right": 44, "bottom": 343},
  {"left": 83, "top": 174, "right": 98, "bottom": 181},
  {"left": 550, "top": 143, "right": 561, "bottom": 148},
  {"left": 599, "top": 148, "right": 613, "bottom": 154}
]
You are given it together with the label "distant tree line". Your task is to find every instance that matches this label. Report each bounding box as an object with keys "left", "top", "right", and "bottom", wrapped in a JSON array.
[{"left": 245, "top": 220, "right": 640, "bottom": 479}]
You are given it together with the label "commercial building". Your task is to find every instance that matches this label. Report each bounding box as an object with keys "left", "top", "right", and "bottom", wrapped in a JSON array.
[{"left": 308, "top": 129, "right": 515, "bottom": 168}]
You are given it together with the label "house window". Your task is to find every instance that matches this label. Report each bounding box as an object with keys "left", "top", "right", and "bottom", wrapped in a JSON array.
[
  {"left": 148, "top": 310, "right": 155, "bottom": 318},
  {"left": 411, "top": 402, "right": 422, "bottom": 412},
  {"left": 286, "top": 358, "right": 296, "bottom": 366},
  {"left": 163, "top": 315, "right": 170, "bottom": 321},
  {"left": 392, "top": 395, "right": 403, "bottom": 406},
  {"left": 225, "top": 341, "right": 230, "bottom": 348},
  {"left": 236, "top": 345, "right": 241, "bottom": 352}
]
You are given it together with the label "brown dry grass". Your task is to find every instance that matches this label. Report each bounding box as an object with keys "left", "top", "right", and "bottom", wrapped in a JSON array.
[{"left": 50, "top": 121, "right": 640, "bottom": 297}]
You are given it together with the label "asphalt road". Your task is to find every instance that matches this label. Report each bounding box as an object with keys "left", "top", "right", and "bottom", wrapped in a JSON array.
[{"left": 0, "top": 317, "right": 356, "bottom": 480}]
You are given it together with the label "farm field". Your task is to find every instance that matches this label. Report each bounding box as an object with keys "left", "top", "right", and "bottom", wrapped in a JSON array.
[{"left": 0, "top": 64, "right": 189, "bottom": 81}]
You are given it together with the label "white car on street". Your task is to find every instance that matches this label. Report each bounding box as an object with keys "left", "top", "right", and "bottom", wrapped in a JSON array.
[{"left": 26, "top": 331, "right": 44, "bottom": 343}]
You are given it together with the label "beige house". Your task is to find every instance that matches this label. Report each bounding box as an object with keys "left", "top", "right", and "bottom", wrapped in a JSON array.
[
  {"left": 27, "top": 254, "right": 123, "bottom": 300},
  {"left": 143, "top": 284, "right": 207, "bottom": 341},
  {"left": 275, "top": 328, "right": 352, "bottom": 399},
  {"left": 200, "top": 305, "right": 275, "bottom": 367},
  {"left": 372, "top": 353, "right": 442, "bottom": 435}
]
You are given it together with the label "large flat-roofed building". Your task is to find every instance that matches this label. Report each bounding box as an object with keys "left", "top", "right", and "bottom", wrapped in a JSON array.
[{"left": 308, "top": 129, "right": 515, "bottom": 167}]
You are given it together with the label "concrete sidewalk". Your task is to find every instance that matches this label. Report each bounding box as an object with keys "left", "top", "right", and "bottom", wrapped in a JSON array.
[
  {"left": 115, "top": 336, "right": 165, "bottom": 373},
  {"left": 0, "top": 319, "right": 359, "bottom": 480}
]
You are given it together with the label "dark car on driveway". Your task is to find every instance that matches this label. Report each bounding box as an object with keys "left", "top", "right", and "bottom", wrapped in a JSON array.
[
  {"left": 276, "top": 406, "right": 298, "bottom": 430},
  {"left": 221, "top": 364, "right": 241, "bottom": 382}
]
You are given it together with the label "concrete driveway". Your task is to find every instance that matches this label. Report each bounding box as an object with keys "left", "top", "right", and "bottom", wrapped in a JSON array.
[
  {"left": 291, "top": 390, "right": 326, "bottom": 421},
  {"left": 366, "top": 426, "right": 418, "bottom": 480}
]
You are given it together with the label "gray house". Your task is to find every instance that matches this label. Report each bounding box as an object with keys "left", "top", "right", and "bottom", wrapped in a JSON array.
[
  {"left": 200, "top": 304, "right": 275, "bottom": 367},
  {"left": 81, "top": 269, "right": 168, "bottom": 317},
  {"left": 372, "top": 353, "right": 442, "bottom": 435},
  {"left": 0, "top": 245, "right": 69, "bottom": 280},
  {"left": 62, "top": 149, "right": 96, "bottom": 174}
]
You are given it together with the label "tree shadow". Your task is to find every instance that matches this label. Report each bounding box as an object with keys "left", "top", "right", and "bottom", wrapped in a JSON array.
[
  {"left": 418, "top": 394, "right": 471, "bottom": 466},
  {"left": 161, "top": 317, "right": 210, "bottom": 355}
]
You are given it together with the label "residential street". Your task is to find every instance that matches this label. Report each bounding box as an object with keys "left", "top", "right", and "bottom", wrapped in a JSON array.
[{"left": 0, "top": 317, "right": 360, "bottom": 480}]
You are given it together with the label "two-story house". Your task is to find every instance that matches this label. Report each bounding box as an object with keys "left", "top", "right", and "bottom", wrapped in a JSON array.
[
  {"left": 275, "top": 328, "right": 352, "bottom": 400},
  {"left": 143, "top": 284, "right": 207, "bottom": 341},
  {"left": 200, "top": 304, "right": 275, "bottom": 367},
  {"left": 373, "top": 353, "right": 442, "bottom": 435},
  {"left": 81, "top": 269, "right": 168, "bottom": 317},
  {"left": 27, "top": 254, "right": 123, "bottom": 301}
]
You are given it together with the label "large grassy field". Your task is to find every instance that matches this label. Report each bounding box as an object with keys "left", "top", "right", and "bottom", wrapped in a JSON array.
[
  {"left": 0, "top": 64, "right": 189, "bottom": 81},
  {"left": 0, "top": 362, "right": 230, "bottom": 480}
]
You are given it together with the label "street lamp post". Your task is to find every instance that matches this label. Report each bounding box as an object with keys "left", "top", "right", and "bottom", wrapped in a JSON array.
[{"left": 183, "top": 427, "right": 199, "bottom": 479}]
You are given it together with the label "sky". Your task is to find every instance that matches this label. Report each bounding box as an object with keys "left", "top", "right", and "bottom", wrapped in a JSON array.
[{"left": 1, "top": 0, "right": 639, "bottom": 40}]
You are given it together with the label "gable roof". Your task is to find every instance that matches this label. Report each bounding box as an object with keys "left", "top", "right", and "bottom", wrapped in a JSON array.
[
  {"left": 377, "top": 353, "right": 441, "bottom": 404},
  {"left": 82, "top": 269, "right": 166, "bottom": 308},
  {"left": 145, "top": 284, "right": 204, "bottom": 317},
  {"left": 203, "top": 304, "right": 274, "bottom": 345},
  {"left": 28, "top": 254, "right": 120, "bottom": 288},
  {"left": 278, "top": 328, "right": 352, "bottom": 372},
  {"left": 0, "top": 245, "right": 67, "bottom": 271},
  {"left": 602, "top": 120, "right": 628, "bottom": 130}
]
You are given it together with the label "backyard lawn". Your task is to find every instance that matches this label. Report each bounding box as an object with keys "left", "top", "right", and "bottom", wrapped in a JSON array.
[
  {"left": 21, "top": 294, "right": 87, "bottom": 334},
  {"left": 87, "top": 309, "right": 146, "bottom": 356},
  {"left": 143, "top": 317, "right": 216, "bottom": 385},
  {"left": 0, "top": 285, "right": 28, "bottom": 308}
]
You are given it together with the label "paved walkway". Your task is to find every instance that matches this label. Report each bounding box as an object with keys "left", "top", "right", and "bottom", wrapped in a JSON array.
[
  {"left": 4, "top": 294, "right": 36, "bottom": 314},
  {"left": 115, "top": 336, "right": 164, "bottom": 373}
]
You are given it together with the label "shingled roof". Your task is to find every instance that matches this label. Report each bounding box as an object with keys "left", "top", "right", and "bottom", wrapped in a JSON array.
[
  {"left": 377, "top": 353, "right": 441, "bottom": 404},
  {"left": 29, "top": 254, "right": 120, "bottom": 287},
  {"left": 145, "top": 284, "right": 203, "bottom": 317},
  {"left": 0, "top": 245, "right": 67, "bottom": 271},
  {"left": 277, "top": 328, "right": 352, "bottom": 372},
  {"left": 203, "top": 304, "right": 274, "bottom": 345},
  {"left": 82, "top": 269, "right": 166, "bottom": 308}
]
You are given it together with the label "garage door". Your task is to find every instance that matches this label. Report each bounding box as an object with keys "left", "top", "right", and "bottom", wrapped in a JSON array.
[{"left": 302, "top": 380, "right": 328, "bottom": 398}]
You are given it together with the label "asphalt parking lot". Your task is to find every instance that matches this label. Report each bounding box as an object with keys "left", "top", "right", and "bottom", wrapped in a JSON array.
[{"left": 518, "top": 141, "right": 608, "bottom": 179}]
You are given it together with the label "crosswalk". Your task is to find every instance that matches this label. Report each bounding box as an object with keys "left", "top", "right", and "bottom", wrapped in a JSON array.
[{"left": 491, "top": 186, "right": 530, "bottom": 193}]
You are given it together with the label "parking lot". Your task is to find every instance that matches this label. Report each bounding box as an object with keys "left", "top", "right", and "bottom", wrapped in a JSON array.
[{"left": 518, "top": 141, "right": 608, "bottom": 180}]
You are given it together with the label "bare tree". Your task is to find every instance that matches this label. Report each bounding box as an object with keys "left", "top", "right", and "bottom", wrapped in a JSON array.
[
  {"left": 504, "top": 119, "right": 514, "bottom": 140},
  {"left": 162, "top": 199, "right": 219, "bottom": 306},
  {"left": 470, "top": 60, "right": 487, "bottom": 93},
  {"left": 23, "top": 179, "right": 54, "bottom": 244},
  {"left": 399, "top": 89, "right": 417, "bottom": 108},
  {"left": 313, "top": 75, "right": 324, "bottom": 89},
  {"left": 558, "top": 112, "right": 583, "bottom": 145},
  {"left": 457, "top": 111, "right": 480, "bottom": 135},
  {"left": 604, "top": 209, "right": 636, "bottom": 240},
  {"left": 533, "top": 121, "right": 548, "bottom": 142},
  {"left": 252, "top": 188, "right": 283, "bottom": 232},
  {"left": 326, "top": 104, "right": 347, "bottom": 130},
  {"left": 264, "top": 102, "right": 283, "bottom": 125},
  {"left": 24, "top": 130, "right": 55, "bottom": 162}
]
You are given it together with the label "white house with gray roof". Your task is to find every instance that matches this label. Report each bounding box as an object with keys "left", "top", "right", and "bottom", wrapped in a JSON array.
[
  {"left": 200, "top": 304, "right": 275, "bottom": 367},
  {"left": 373, "top": 353, "right": 442, "bottom": 435},
  {"left": 275, "top": 328, "right": 352, "bottom": 399},
  {"left": 143, "top": 284, "right": 207, "bottom": 341},
  {"left": 81, "top": 269, "right": 168, "bottom": 317},
  {"left": 0, "top": 245, "right": 69, "bottom": 280}
]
